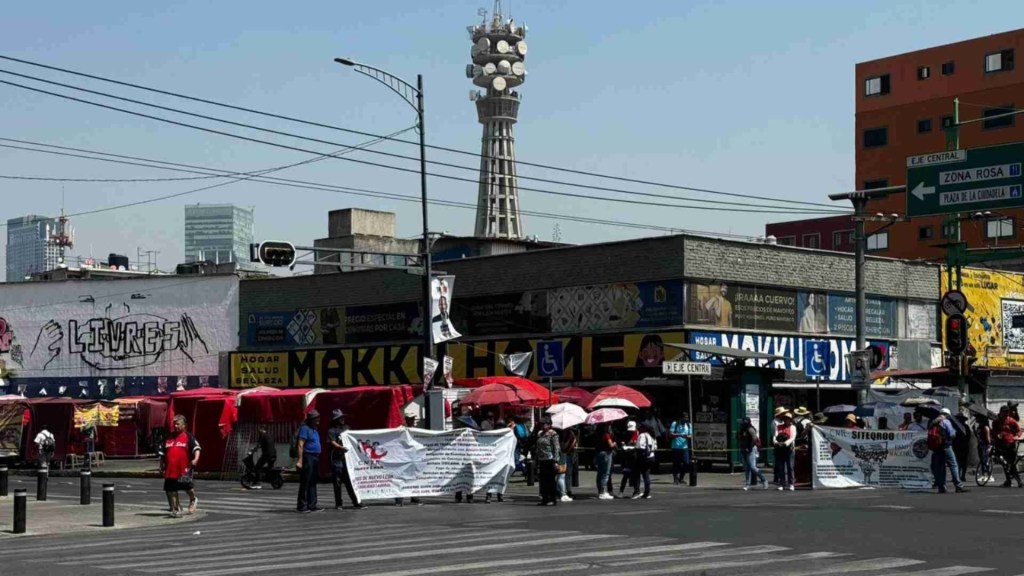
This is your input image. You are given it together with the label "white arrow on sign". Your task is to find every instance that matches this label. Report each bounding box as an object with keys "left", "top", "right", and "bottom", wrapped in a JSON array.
[
  {"left": 911, "top": 182, "right": 936, "bottom": 201},
  {"left": 913, "top": 183, "right": 937, "bottom": 201}
]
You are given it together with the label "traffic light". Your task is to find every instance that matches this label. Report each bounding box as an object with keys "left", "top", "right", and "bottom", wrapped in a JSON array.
[
  {"left": 256, "top": 241, "right": 296, "bottom": 267},
  {"left": 945, "top": 313, "right": 968, "bottom": 355}
]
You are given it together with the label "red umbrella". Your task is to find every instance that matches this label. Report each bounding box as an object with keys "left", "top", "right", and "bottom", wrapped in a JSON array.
[
  {"left": 554, "top": 387, "right": 595, "bottom": 407},
  {"left": 461, "top": 383, "right": 554, "bottom": 407},
  {"left": 454, "top": 376, "right": 557, "bottom": 403},
  {"left": 587, "top": 384, "right": 651, "bottom": 410}
]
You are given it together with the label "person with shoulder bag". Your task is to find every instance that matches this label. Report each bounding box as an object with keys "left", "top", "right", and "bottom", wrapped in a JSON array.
[
  {"left": 162, "top": 415, "right": 201, "bottom": 518},
  {"left": 632, "top": 424, "right": 657, "bottom": 499},
  {"left": 738, "top": 417, "right": 767, "bottom": 490}
]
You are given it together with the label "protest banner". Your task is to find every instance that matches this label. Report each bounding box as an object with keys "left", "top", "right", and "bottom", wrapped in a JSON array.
[
  {"left": 811, "top": 426, "right": 932, "bottom": 489},
  {"left": 342, "top": 427, "right": 516, "bottom": 500}
]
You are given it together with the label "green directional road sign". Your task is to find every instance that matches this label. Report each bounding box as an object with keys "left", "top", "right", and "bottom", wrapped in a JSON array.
[{"left": 906, "top": 142, "right": 1024, "bottom": 217}]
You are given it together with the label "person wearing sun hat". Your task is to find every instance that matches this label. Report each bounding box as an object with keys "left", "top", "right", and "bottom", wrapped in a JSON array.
[
  {"left": 772, "top": 407, "right": 789, "bottom": 485},
  {"left": 793, "top": 407, "right": 812, "bottom": 446},
  {"left": 843, "top": 413, "right": 858, "bottom": 429}
]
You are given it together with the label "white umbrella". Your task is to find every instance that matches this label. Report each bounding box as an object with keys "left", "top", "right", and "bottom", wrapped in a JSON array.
[
  {"left": 823, "top": 404, "right": 857, "bottom": 414},
  {"left": 590, "top": 397, "right": 639, "bottom": 410},
  {"left": 546, "top": 403, "right": 587, "bottom": 429},
  {"left": 585, "top": 408, "right": 628, "bottom": 425}
]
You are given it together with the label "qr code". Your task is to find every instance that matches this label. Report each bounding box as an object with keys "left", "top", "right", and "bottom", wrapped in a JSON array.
[{"left": 1002, "top": 299, "right": 1024, "bottom": 352}]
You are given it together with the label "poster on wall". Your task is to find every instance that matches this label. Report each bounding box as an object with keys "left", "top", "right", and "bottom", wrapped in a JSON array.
[
  {"left": 811, "top": 426, "right": 932, "bottom": 489},
  {"left": 342, "top": 427, "right": 516, "bottom": 500},
  {"left": 0, "top": 276, "right": 237, "bottom": 379},
  {"left": 827, "top": 295, "right": 896, "bottom": 338},
  {"left": 689, "top": 283, "right": 798, "bottom": 332},
  {"left": 942, "top": 267, "right": 1024, "bottom": 367},
  {"left": 548, "top": 280, "right": 683, "bottom": 333},
  {"left": 797, "top": 292, "right": 828, "bottom": 334},
  {"left": 907, "top": 302, "right": 938, "bottom": 341},
  {"left": 452, "top": 291, "right": 549, "bottom": 336},
  {"left": 693, "top": 409, "right": 729, "bottom": 462},
  {"left": 430, "top": 276, "right": 462, "bottom": 344}
]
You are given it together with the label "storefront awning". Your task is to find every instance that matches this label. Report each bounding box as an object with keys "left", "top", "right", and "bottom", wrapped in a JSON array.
[{"left": 665, "top": 342, "right": 783, "bottom": 364}]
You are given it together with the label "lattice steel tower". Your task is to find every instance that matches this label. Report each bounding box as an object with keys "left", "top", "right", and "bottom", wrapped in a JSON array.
[{"left": 467, "top": 2, "right": 528, "bottom": 239}]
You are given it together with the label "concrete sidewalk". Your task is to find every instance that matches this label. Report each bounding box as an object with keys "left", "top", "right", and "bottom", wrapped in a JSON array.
[{"left": 0, "top": 491, "right": 201, "bottom": 537}]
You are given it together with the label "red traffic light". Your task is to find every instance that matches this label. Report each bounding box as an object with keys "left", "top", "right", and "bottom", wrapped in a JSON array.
[{"left": 949, "top": 318, "right": 961, "bottom": 330}]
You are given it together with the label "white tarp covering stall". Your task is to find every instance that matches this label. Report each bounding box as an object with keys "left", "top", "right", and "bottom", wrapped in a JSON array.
[
  {"left": 0, "top": 276, "right": 238, "bottom": 397},
  {"left": 342, "top": 427, "right": 515, "bottom": 500},
  {"left": 811, "top": 426, "right": 932, "bottom": 489}
]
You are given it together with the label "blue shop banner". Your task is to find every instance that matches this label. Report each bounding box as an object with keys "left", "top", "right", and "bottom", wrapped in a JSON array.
[
  {"left": 827, "top": 295, "right": 896, "bottom": 338},
  {"left": 688, "top": 331, "right": 890, "bottom": 383},
  {"left": 246, "top": 312, "right": 295, "bottom": 347}
]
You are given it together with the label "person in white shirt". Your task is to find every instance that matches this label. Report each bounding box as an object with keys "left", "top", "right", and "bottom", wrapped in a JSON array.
[
  {"left": 773, "top": 413, "right": 797, "bottom": 491},
  {"left": 631, "top": 424, "right": 657, "bottom": 500},
  {"left": 34, "top": 426, "right": 56, "bottom": 468}
]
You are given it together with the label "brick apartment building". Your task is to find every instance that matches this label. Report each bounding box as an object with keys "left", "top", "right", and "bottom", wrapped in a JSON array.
[{"left": 767, "top": 28, "right": 1024, "bottom": 262}]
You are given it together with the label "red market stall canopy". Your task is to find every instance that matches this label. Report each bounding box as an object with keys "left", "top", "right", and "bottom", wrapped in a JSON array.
[
  {"left": 454, "top": 376, "right": 558, "bottom": 405},
  {"left": 98, "top": 397, "right": 169, "bottom": 457},
  {"left": 24, "top": 398, "right": 90, "bottom": 463},
  {"left": 587, "top": 384, "right": 652, "bottom": 410},
  {"left": 0, "top": 397, "right": 28, "bottom": 459},
  {"left": 237, "top": 388, "right": 323, "bottom": 424},
  {"left": 167, "top": 388, "right": 239, "bottom": 472},
  {"left": 554, "top": 387, "right": 596, "bottom": 407},
  {"left": 307, "top": 386, "right": 415, "bottom": 431}
]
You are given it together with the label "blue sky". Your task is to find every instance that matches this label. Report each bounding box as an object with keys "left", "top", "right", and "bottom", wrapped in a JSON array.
[{"left": 0, "top": 0, "right": 1015, "bottom": 272}]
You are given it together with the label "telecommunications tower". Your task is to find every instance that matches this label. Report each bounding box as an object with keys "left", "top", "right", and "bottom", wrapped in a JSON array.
[{"left": 467, "top": 2, "right": 528, "bottom": 239}]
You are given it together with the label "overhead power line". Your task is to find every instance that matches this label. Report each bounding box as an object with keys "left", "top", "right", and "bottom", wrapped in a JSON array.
[
  {"left": 0, "top": 69, "right": 848, "bottom": 216},
  {"left": 0, "top": 138, "right": 786, "bottom": 240},
  {"left": 0, "top": 77, "right": 847, "bottom": 216},
  {"left": 0, "top": 54, "right": 840, "bottom": 210}
]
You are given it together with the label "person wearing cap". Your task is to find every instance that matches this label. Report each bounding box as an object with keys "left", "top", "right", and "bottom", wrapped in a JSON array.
[
  {"left": 793, "top": 407, "right": 812, "bottom": 446},
  {"left": 773, "top": 412, "right": 796, "bottom": 491},
  {"left": 327, "top": 409, "right": 365, "bottom": 511},
  {"left": 534, "top": 417, "right": 562, "bottom": 506},
  {"left": 843, "top": 413, "right": 858, "bottom": 429},
  {"left": 617, "top": 421, "right": 639, "bottom": 498},
  {"left": 296, "top": 410, "right": 324, "bottom": 513},
  {"left": 994, "top": 405, "right": 1023, "bottom": 487},
  {"left": 930, "top": 408, "right": 968, "bottom": 494},
  {"left": 772, "top": 407, "right": 788, "bottom": 485}
]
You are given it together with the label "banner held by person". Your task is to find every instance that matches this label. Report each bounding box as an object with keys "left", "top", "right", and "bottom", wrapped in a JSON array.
[
  {"left": 811, "top": 425, "right": 932, "bottom": 489},
  {"left": 342, "top": 427, "right": 515, "bottom": 500},
  {"left": 430, "top": 276, "right": 462, "bottom": 344}
]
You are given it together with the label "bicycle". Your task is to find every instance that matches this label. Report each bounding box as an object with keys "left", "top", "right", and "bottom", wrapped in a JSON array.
[
  {"left": 975, "top": 441, "right": 1024, "bottom": 487},
  {"left": 240, "top": 453, "right": 284, "bottom": 490}
]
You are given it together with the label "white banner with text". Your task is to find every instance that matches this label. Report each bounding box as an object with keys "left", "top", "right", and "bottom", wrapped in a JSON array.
[
  {"left": 342, "top": 427, "right": 516, "bottom": 500},
  {"left": 811, "top": 426, "right": 932, "bottom": 489}
]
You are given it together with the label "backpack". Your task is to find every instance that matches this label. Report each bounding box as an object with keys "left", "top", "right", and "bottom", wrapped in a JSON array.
[{"left": 927, "top": 422, "right": 944, "bottom": 451}]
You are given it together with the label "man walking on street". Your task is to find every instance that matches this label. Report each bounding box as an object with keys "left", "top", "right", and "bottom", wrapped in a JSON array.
[
  {"left": 162, "top": 415, "right": 201, "bottom": 518},
  {"left": 327, "top": 409, "right": 364, "bottom": 510},
  {"left": 296, "top": 410, "right": 324, "bottom": 513},
  {"left": 930, "top": 408, "right": 969, "bottom": 494},
  {"left": 668, "top": 412, "right": 692, "bottom": 485}
]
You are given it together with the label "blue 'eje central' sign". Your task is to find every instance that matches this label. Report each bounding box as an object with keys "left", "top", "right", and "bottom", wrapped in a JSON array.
[{"left": 688, "top": 331, "right": 888, "bottom": 383}]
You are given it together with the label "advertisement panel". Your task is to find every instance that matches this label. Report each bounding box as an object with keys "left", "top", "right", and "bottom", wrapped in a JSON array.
[
  {"left": 549, "top": 280, "right": 684, "bottom": 332},
  {"left": 451, "top": 291, "right": 549, "bottom": 336},
  {"left": 229, "top": 345, "right": 420, "bottom": 388},
  {"left": 247, "top": 303, "right": 420, "bottom": 348},
  {"left": 688, "top": 283, "right": 798, "bottom": 332},
  {"left": 688, "top": 331, "right": 890, "bottom": 383},
  {"left": 0, "top": 276, "right": 237, "bottom": 379},
  {"left": 342, "top": 427, "right": 515, "bottom": 500},
  {"left": 907, "top": 302, "right": 938, "bottom": 341},
  {"left": 811, "top": 426, "right": 932, "bottom": 489},
  {"left": 944, "top": 267, "right": 1024, "bottom": 367},
  {"left": 827, "top": 295, "right": 897, "bottom": 338}
]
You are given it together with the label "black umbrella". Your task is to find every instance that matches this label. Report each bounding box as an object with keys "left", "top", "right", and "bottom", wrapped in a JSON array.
[{"left": 966, "top": 403, "right": 997, "bottom": 420}]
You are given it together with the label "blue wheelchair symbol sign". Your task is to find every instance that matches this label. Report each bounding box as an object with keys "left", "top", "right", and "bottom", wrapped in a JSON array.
[
  {"left": 537, "top": 340, "right": 564, "bottom": 377},
  {"left": 804, "top": 340, "right": 830, "bottom": 378}
]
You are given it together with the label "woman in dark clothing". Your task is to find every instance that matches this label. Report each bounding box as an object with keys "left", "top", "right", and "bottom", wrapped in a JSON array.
[{"left": 534, "top": 418, "right": 562, "bottom": 506}]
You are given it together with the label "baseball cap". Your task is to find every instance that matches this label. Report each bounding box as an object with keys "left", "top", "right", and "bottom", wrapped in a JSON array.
[{"left": 940, "top": 407, "right": 952, "bottom": 416}]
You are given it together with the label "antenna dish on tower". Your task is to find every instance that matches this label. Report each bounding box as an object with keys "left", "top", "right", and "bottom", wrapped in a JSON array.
[
  {"left": 465, "top": 64, "right": 475, "bottom": 78},
  {"left": 496, "top": 40, "right": 510, "bottom": 54},
  {"left": 511, "top": 61, "right": 525, "bottom": 76},
  {"left": 483, "top": 62, "right": 497, "bottom": 75},
  {"left": 469, "top": 90, "right": 479, "bottom": 101},
  {"left": 497, "top": 60, "right": 511, "bottom": 75},
  {"left": 475, "top": 37, "right": 490, "bottom": 53},
  {"left": 491, "top": 76, "right": 507, "bottom": 91},
  {"left": 516, "top": 40, "right": 528, "bottom": 55}
]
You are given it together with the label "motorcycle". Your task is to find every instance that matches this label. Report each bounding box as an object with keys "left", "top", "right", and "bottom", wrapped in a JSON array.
[{"left": 240, "top": 452, "right": 284, "bottom": 490}]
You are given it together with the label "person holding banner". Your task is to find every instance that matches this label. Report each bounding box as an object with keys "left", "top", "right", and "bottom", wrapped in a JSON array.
[
  {"left": 534, "top": 418, "right": 562, "bottom": 506},
  {"left": 327, "top": 410, "right": 365, "bottom": 511}
]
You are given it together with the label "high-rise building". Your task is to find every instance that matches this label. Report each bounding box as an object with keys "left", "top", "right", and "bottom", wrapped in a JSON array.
[
  {"left": 6, "top": 215, "right": 61, "bottom": 282},
  {"left": 767, "top": 28, "right": 1024, "bottom": 261},
  {"left": 184, "top": 204, "right": 259, "bottom": 270},
  {"left": 468, "top": 1, "right": 528, "bottom": 239}
]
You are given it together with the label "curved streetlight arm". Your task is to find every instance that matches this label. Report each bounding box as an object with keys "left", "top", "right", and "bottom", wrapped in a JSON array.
[{"left": 334, "top": 57, "right": 420, "bottom": 114}]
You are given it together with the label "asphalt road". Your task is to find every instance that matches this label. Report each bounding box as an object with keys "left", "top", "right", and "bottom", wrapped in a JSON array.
[{"left": 3, "top": 475, "right": 1024, "bottom": 575}]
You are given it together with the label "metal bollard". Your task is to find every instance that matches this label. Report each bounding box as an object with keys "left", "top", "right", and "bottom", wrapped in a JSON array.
[
  {"left": 524, "top": 459, "right": 535, "bottom": 487},
  {"left": 571, "top": 456, "right": 579, "bottom": 488},
  {"left": 689, "top": 450, "right": 698, "bottom": 487},
  {"left": 102, "top": 484, "right": 114, "bottom": 527},
  {"left": 13, "top": 488, "right": 26, "bottom": 534},
  {"left": 80, "top": 470, "right": 91, "bottom": 505},
  {"left": 0, "top": 466, "right": 8, "bottom": 497},
  {"left": 36, "top": 467, "right": 47, "bottom": 501}
]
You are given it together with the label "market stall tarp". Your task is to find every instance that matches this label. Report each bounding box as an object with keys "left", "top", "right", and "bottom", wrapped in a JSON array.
[
  {"left": 237, "top": 388, "right": 322, "bottom": 423},
  {"left": 24, "top": 398, "right": 89, "bottom": 462},
  {"left": 166, "top": 388, "right": 239, "bottom": 472},
  {"left": 95, "top": 397, "right": 170, "bottom": 457},
  {"left": 0, "top": 398, "right": 27, "bottom": 458}
]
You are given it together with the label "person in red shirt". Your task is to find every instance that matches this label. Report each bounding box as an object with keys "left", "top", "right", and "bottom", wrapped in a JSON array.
[
  {"left": 162, "top": 414, "right": 201, "bottom": 518},
  {"left": 995, "top": 406, "right": 1023, "bottom": 488}
]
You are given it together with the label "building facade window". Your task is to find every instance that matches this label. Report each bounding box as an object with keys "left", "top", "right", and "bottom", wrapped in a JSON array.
[
  {"left": 863, "top": 178, "right": 889, "bottom": 190},
  {"left": 941, "top": 222, "right": 958, "bottom": 239},
  {"left": 919, "top": 225, "right": 934, "bottom": 240},
  {"left": 864, "top": 74, "right": 891, "bottom": 96},
  {"left": 985, "top": 49, "right": 1015, "bottom": 73},
  {"left": 863, "top": 127, "right": 888, "bottom": 148},
  {"left": 983, "top": 106, "right": 1016, "bottom": 130},
  {"left": 866, "top": 232, "right": 889, "bottom": 251},
  {"left": 776, "top": 236, "right": 796, "bottom": 246},
  {"left": 918, "top": 66, "right": 931, "bottom": 80},
  {"left": 941, "top": 61, "right": 955, "bottom": 75},
  {"left": 832, "top": 229, "right": 853, "bottom": 249},
  {"left": 986, "top": 218, "right": 1015, "bottom": 239},
  {"left": 803, "top": 233, "right": 820, "bottom": 249},
  {"left": 942, "top": 116, "right": 955, "bottom": 129},
  {"left": 917, "top": 118, "right": 933, "bottom": 133}
]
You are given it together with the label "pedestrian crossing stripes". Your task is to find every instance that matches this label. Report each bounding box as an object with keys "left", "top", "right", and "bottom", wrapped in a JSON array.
[{"left": 2, "top": 515, "right": 996, "bottom": 576}]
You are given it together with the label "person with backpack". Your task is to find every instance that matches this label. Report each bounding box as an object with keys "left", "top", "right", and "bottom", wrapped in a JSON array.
[
  {"left": 668, "top": 412, "right": 692, "bottom": 486},
  {"left": 34, "top": 425, "right": 56, "bottom": 469},
  {"left": 631, "top": 423, "right": 657, "bottom": 499},
  {"left": 161, "top": 415, "right": 201, "bottom": 518},
  {"left": 994, "top": 405, "right": 1023, "bottom": 487},
  {"left": 929, "top": 408, "right": 969, "bottom": 494},
  {"left": 738, "top": 417, "right": 767, "bottom": 490},
  {"left": 295, "top": 410, "right": 324, "bottom": 513}
]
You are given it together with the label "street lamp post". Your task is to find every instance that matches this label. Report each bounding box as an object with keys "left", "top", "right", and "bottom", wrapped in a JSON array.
[{"left": 334, "top": 58, "right": 437, "bottom": 427}]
